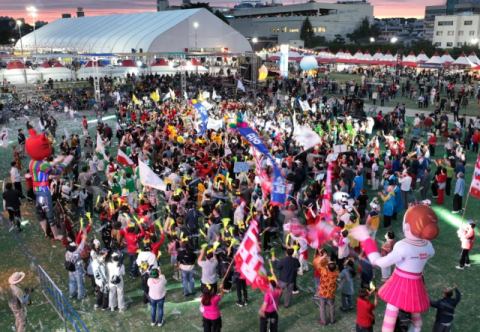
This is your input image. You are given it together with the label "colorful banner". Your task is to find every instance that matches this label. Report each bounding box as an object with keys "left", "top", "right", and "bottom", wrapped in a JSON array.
[
  {"left": 191, "top": 100, "right": 209, "bottom": 137},
  {"left": 237, "top": 126, "right": 286, "bottom": 206},
  {"left": 470, "top": 156, "right": 480, "bottom": 199},
  {"left": 279, "top": 44, "right": 289, "bottom": 78}
]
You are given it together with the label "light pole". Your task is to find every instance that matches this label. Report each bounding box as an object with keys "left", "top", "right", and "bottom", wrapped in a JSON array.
[
  {"left": 26, "top": 6, "right": 37, "bottom": 53},
  {"left": 391, "top": 37, "right": 398, "bottom": 43},
  {"left": 370, "top": 37, "right": 375, "bottom": 43},
  {"left": 251, "top": 37, "right": 258, "bottom": 52},
  {"left": 193, "top": 22, "right": 198, "bottom": 75},
  {"left": 16, "top": 20, "right": 24, "bottom": 55}
]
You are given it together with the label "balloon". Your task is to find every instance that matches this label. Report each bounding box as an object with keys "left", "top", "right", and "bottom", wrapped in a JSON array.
[
  {"left": 177, "top": 136, "right": 185, "bottom": 144},
  {"left": 299, "top": 56, "right": 318, "bottom": 71}
]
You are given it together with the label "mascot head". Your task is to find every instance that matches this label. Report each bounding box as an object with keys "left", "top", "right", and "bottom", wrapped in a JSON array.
[
  {"left": 403, "top": 205, "right": 439, "bottom": 241},
  {"left": 26, "top": 129, "right": 52, "bottom": 161}
]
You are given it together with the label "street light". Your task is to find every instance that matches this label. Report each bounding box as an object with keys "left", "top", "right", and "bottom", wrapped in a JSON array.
[
  {"left": 193, "top": 22, "right": 198, "bottom": 74},
  {"left": 370, "top": 37, "right": 375, "bottom": 42},
  {"left": 472, "top": 38, "right": 479, "bottom": 46},
  {"left": 26, "top": 6, "right": 37, "bottom": 53},
  {"left": 391, "top": 37, "right": 398, "bottom": 43},
  {"left": 251, "top": 37, "right": 258, "bottom": 52},
  {"left": 16, "top": 20, "right": 24, "bottom": 55}
]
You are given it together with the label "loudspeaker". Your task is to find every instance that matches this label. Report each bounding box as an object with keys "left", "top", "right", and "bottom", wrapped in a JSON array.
[
  {"left": 139, "top": 48, "right": 143, "bottom": 53},
  {"left": 155, "top": 58, "right": 161, "bottom": 64},
  {"left": 216, "top": 57, "right": 222, "bottom": 62},
  {"left": 25, "top": 60, "right": 32, "bottom": 67},
  {"left": 201, "top": 57, "right": 206, "bottom": 62},
  {"left": 246, "top": 57, "right": 251, "bottom": 62},
  {"left": 240, "top": 63, "right": 251, "bottom": 80},
  {"left": 232, "top": 57, "right": 237, "bottom": 61}
]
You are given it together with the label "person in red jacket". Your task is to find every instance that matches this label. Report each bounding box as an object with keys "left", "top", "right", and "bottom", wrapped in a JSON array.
[
  {"left": 356, "top": 288, "right": 377, "bottom": 332},
  {"left": 120, "top": 223, "right": 145, "bottom": 277},
  {"left": 472, "top": 129, "right": 480, "bottom": 153},
  {"left": 456, "top": 220, "right": 475, "bottom": 270}
]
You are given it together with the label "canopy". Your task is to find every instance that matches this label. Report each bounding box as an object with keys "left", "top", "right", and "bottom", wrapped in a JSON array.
[
  {"left": 3, "top": 62, "right": 40, "bottom": 84},
  {"left": 426, "top": 52, "right": 443, "bottom": 64},
  {"left": 417, "top": 51, "right": 429, "bottom": 62},
  {"left": 468, "top": 52, "right": 480, "bottom": 65},
  {"left": 353, "top": 50, "right": 364, "bottom": 60},
  {"left": 383, "top": 51, "right": 395, "bottom": 61},
  {"left": 363, "top": 50, "right": 373, "bottom": 61},
  {"left": 372, "top": 50, "right": 384, "bottom": 60},
  {"left": 35, "top": 64, "right": 75, "bottom": 81},
  {"left": 440, "top": 52, "right": 454, "bottom": 63},
  {"left": 336, "top": 49, "right": 344, "bottom": 57},
  {"left": 448, "top": 52, "right": 474, "bottom": 69},
  {"left": 403, "top": 51, "right": 418, "bottom": 62},
  {"left": 267, "top": 51, "right": 302, "bottom": 62}
]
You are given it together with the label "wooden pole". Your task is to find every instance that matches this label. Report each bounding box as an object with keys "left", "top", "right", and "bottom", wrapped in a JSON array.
[
  {"left": 459, "top": 191, "right": 471, "bottom": 231},
  {"left": 219, "top": 255, "right": 235, "bottom": 287}
]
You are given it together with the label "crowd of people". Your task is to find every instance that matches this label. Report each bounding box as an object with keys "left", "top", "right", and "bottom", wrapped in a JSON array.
[{"left": 4, "top": 69, "right": 475, "bottom": 332}]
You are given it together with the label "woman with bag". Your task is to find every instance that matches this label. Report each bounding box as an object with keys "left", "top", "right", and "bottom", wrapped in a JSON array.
[
  {"left": 201, "top": 284, "right": 224, "bottom": 332},
  {"left": 147, "top": 268, "right": 167, "bottom": 326}
]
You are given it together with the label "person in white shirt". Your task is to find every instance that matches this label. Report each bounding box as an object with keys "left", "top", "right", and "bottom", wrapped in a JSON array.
[
  {"left": 333, "top": 230, "right": 350, "bottom": 271},
  {"left": 108, "top": 252, "right": 126, "bottom": 312},
  {"left": 398, "top": 172, "right": 412, "bottom": 212},
  {"left": 10, "top": 162, "right": 22, "bottom": 194},
  {"left": 413, "top": 114, "right": 421, "bottom": 127}
]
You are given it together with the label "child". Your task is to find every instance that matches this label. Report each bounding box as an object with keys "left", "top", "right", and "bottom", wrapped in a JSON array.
[{"left": 168, "top": 236, "right": 180, "bottom": 280}]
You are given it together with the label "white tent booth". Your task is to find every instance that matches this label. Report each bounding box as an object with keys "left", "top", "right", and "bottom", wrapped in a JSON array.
[
  {"left": 35, "top": 61, "right": 75, "bottom": 81},
  {"left": 111, "top": 59, "right": 141, "bottom": 78},
  {"left": 179, "top": 58, "right": 208, "bottom": 73},
  {"left": 76, "top": 61, "right": 112, "bottom": 79},
  {"left": 146, "top": 58, "right": 177, "bottom": 75},
  {"left": 3, "top": 61, "right": 41, "bottom": 84}
]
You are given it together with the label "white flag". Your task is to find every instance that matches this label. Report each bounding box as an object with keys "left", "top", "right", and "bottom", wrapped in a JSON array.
[
  {"left": 202, "top": 101, "right": 214, "bottom": 111},
  {"left": 225, "top": 140, "right": 232, "bottom": 157},
  {"left": 237, "top": 79, "right": 246, "bottom": 92},
  {"left": 139, "top": 160, "right": 166, "bottom": 192},
  {"left": 213, "top": 90, "right": 218, "bottom": 100},
  {"left": 299, "top": 100, "right": 311, "bottom": 111},
  {"left": 0, "top": 127, "right": 9, "bottom": 148},
  {"left": 293, "top": 125, "right": 321, "bottom": 151},
  {"left": 184, "top": 91, "right": 188, "bottom": 100},
  {"left": 311, "top": 104, "right": 317, "bottom": 113},
  {"left": 203, "top": 91, "right": 210, "bottom": 99},
  {"left": 162, "top": 92, "right": 171, "bottom": 101},
  {"left": 207, "top": 118, "right": 223, "bottom": 130},
  {"left": 95, "top": 132, "right": 107, "bottom": 159}
]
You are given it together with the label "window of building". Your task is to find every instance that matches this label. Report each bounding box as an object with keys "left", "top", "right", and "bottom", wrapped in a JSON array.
[
  {"left": 438, "top": 21, "right": 453, "bottom": 26},
  {"left": 317, "top": 27, "right": 326, "bottom": 33},
  {"left": 289, "top": 28, "right": 299, "bottom": 33},
  {"left": 436, "top": 31, "right": 443, "bottom": 36},
  {"left": 446, "top": 42, "right": 453, "bottom": 47},
  {"left": 464, "top": 20, "right": 473, "bottom": 25},
  {"left": 270, "top": 28, "right": 280, "bottom": 33},
  {"left": 447, "top": 31, "right": 454, "bottom": 35},
  {"left": 459, "top": 31, "right": 464, "bottom": 36},
  {"left": 434, "top": 42, "right": 441, "bottom": 47},
  {"left": 281, "top": 26, "right": 286, "bottom": 33},
  {"left": 458, "top": 42, "right": 463, "bottom": 47},
  {"left": 470, "top": 30, "right": 475, "bottom": 35}
]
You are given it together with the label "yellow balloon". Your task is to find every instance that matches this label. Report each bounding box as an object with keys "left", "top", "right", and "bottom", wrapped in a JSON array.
[{"left": 177, "top": 136, "right": 185, "bottom": 144}]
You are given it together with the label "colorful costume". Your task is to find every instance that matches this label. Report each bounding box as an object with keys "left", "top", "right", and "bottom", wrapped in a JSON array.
[{"left": 26, "top": 129, "right": 73, "bottom": 240}]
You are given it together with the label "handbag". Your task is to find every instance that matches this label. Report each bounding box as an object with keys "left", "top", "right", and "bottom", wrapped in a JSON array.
[
  {"left": 438, "top": 182, "right": 446, "bottom": 190},
  {"left": 64, "top": 260, "right": 76, "bottom": 272}
]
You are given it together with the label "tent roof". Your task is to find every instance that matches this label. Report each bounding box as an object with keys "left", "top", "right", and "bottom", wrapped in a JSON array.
[
  {"left": 468, "top": 52, "right": 480, "bottom": 64},
  {"left": 441, "top": 51, "right": 455, "bottom": 63},
  {"left": 152, "top": 58, "right": 169, "bottom": 66},
  {"left": 84, "top": 60, "right": 105, "bottom": 67},
  {"left": 16, "top": 9, "right": 252, "bottom": 54},
  {"left": 39, "top": 61, "right": 51, "bottom": 68},
  {"left": 417, "top": 50, "right": 429, "bottom": 62},
  {"left": 383, "top": 51, "right": 395, "bottom": 61},
  {"left": 451, "top": 53, "right": 474, "bottom": 66},
  {"left": 121, "top": 59, "right": 137, "bottom": 67},
  {"left": 7, "top": 61, "right": 27, "bottom": 70},
  {"left": 372, "top": 50, "right": 384, "bottom": 60},
  {"left": 426, "top": 52, "right": 443, "bottom": 64}
]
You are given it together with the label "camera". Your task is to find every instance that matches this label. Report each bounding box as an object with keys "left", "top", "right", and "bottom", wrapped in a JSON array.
[{"left": 24, "top": 287, "right": 35, "bottom": 294}]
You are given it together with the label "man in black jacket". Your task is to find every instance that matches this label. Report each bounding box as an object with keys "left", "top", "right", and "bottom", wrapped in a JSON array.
[
  {"left": 2, "top": 182, "right": 25, "bottom": 231},
  {"left": 184, "top": 202, "right": 200, "bottom": 250},
  {"left": 177, "top": 242, "right": 197, "bottom": 297},
  {"left": 272, "top": 248, "right": 300, "bottom": 308},
  {"left": 430, "top": 284, "right": 461, "bottom": 332}
]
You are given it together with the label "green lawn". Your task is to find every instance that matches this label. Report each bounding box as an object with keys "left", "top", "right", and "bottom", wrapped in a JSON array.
[{"left": 0, "top": 110, "right": 478, "bottom": 332}]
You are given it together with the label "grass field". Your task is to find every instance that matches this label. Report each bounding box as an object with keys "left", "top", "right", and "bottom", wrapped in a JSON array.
[{"left": 0, "top": 105, "right": 478, "bottom": 332}]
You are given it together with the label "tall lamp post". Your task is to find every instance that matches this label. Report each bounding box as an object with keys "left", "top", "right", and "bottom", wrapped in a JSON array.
[
  {"left": 193, "top": 22, "right": 198, "bottom": 75},
  {"left": 16, "top": 20, "right": 24, "bottom": 55},
  {"left": 26, "top": 6, "right": 37, "bottom": 53}
]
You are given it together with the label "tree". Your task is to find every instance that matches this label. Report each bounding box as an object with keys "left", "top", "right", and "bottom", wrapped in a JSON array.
[
  {"left": 332, "top": 34, "right": 346, "bottom": 44},
  {"left": 300, "top": 17, "right": 314, "bottom": 48},
  {"left": 346, "top": 16, "right": 380, "bottom": 44},
  {"left": 181, "top": 3, "right": 229, "bottom": 25}
]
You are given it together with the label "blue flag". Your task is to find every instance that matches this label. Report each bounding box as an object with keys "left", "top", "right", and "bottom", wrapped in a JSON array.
[
  {"left": 192, "top": 101, "right": 209, "bottom": 137},
  {"left": 237, "top": 126, "right": 286, "bottom": 206}
]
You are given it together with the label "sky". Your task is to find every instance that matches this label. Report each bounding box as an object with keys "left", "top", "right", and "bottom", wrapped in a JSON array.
[{"left": 2, "top": 0, "right": 445, "bottom": 23}]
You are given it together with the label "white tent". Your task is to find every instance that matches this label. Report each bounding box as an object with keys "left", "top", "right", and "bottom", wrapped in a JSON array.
[
  {"left": 468, "top": 52, "right": 480, "bottom": 65},
  {"left": 440, "top": 52, "right": 454, "bottom": 63},
  {"left": 111, "top": 59, "right": 141, "bottom": 78},
  {"left": 341, "top": 49, "right": 354, "bottom": 60},
  {"left": 417, "top": 50, "right": 429, "bottom": 62},
  {"left": 35, "top": 61, "right": 75, "bottom": 81},
  {"left": 76, "top": 61, "right": 112, "bottom": 79},
  {"left": 180, "top": 59, "right": 208, "bottom": 73},
  {"left": 3, "top": 61, "right": 41, "bottom": 84},
  {"left": 267, "top": 51, "right": 302, "bottom": 62},
  {"left": 353, "top": 50, "right": 364, "bottom": 60},
  {"left": 363, "top": 50, "right": 373, "bottom": 61},
  {"left": 325, "top": 49, "right": 337, "bottom": 59},
  {"left": 383, "top": 51, "right": 395, "bottom": 61},
  {"left": 450, "top": 52, "right": 475, "bottom": 67},
  {"left": 336, "top": 49, "right": 345, "bottom": 58},
  {"left": 16, "top": 9, "right": 252, "bottom": 54},
  {"left": 372, "top": 50, "right": 384, "bottom": 60},
  {"left": 403, "top": 51, "right": 418, "bottom": 62},
  {"left": 147, "top": 58, "right": 177, "bottom": 75},
  {"left": 426, "top": 52, "right": 444, "bottom": 64}
]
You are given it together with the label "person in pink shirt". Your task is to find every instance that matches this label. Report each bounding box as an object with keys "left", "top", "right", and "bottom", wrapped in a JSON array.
[
  {"left": 258, "top": 268, "right": 283, "bottom": 332},
  {"left": 201, "top": 284, "right": 224, "bottom": 332}
]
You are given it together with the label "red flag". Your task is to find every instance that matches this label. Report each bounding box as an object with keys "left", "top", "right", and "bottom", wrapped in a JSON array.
[
  {"left": 470, "top": 156, "right": 480, "bottom": 199},
  {"left": 234, "top": 220, "right": 270, "bottom": 292},
  {"left": 117, "top": 149, "right": 135, "bottom": 167}
]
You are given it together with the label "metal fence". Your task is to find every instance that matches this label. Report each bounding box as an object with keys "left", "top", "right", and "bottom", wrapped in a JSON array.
[{"left": 1, "top": 216, "right": 90, "bottom": 332}]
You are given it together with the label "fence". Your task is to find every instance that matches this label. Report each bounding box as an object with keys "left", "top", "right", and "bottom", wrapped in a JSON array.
[{"left": 1, "top": 216, "right": 90, "bottom": 332}]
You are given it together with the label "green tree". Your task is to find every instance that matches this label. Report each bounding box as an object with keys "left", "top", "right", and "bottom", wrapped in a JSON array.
[
  {"left": 300, "top": 17, "right": 314, "bottom": 48},
  {"left": 180, "top": 3, "right": 229, "bottom": 25},
  {"left": 332, "top": 34, "right": 346, "bottom": 44},
  {"left": 346, "top": 17, "right": 380, "bottom": 44}
]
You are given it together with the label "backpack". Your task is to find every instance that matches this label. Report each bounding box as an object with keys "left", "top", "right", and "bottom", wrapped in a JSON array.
[{"left": 65, "top": 258, "right": 76, "bottom": 272}]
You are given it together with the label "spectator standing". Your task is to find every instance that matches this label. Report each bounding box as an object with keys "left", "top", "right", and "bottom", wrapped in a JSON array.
[
  {"left": 430, "top": 284, "right": 461, "bottom": 332},
  {"left": 356, "top": 288, "right": 378, "bottom": 332},
  {"left": 272, "top": 248, "right": 300, "bottom": 308},
  {"left": 147, "top": 268, "right": 167, "bottom": 326},
  {"left": 317, "top": 260, "right": 339, "bottom": 326}
]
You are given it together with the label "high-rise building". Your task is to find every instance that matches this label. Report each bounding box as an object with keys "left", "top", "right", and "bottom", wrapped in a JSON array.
[
  {"left": 425, "top": 0, "right": 480, "bottom": 40},
  {"left": 157, "top": 0, "right": 170, "bottom": 11}
]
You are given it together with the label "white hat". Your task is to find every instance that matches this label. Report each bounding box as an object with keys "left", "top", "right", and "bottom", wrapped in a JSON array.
[
  {"left": 9, "top": 272, "right": 25, "bottom": 285},
  {"left": 93, "top": 239, "right": 101, "bottom": 246},
  {"left": 69, "top": 242, "right": 77, "bottom": 247},
  {"left": 422, "top": 199, "right": 431, "bottom": 206}
]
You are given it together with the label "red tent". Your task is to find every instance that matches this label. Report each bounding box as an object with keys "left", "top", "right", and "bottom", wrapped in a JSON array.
[
  {"left": 120, "top": 59, "right": 137, "bottom": 67},
  {"left": 84, "top": 61, "right": 105, "bottom": 67},
  {"left": 53, "top": 62, "right": 65, "bottom": 68},
  {"left": 151, "top": 58, "right": 169, "bottom": 66},
  {"left": 7, "top": 61, "right": 27, "bottom": 70}
]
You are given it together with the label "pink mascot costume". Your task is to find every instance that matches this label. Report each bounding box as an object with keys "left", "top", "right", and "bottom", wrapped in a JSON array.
[
  {"left": 352, "top": 204, "right": 439, "bottom": 332},
  {"left": 26, "top": 128, "right": 73, "bottom": 240}
]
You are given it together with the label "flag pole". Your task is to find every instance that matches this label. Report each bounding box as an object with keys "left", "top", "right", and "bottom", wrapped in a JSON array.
[
  {"left": 459, "top": 192, "right": 470, "bottom": 230},
  {"left": 219, "top": 257, "right": 235, "bottom": 288}
]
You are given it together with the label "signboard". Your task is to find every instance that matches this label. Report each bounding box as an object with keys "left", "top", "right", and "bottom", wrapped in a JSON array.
[
  {"left": 279, "top": 44, "right": 289, "bottom": 78},
  {"left": 417, "top": 63, "right": 443, "bottom": 70},
  {"left": 333, "top": 144, "right": 348, "bottom": 153},
  {"left": 234, "top": 162, "right": 249, "bottom": 173}
]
